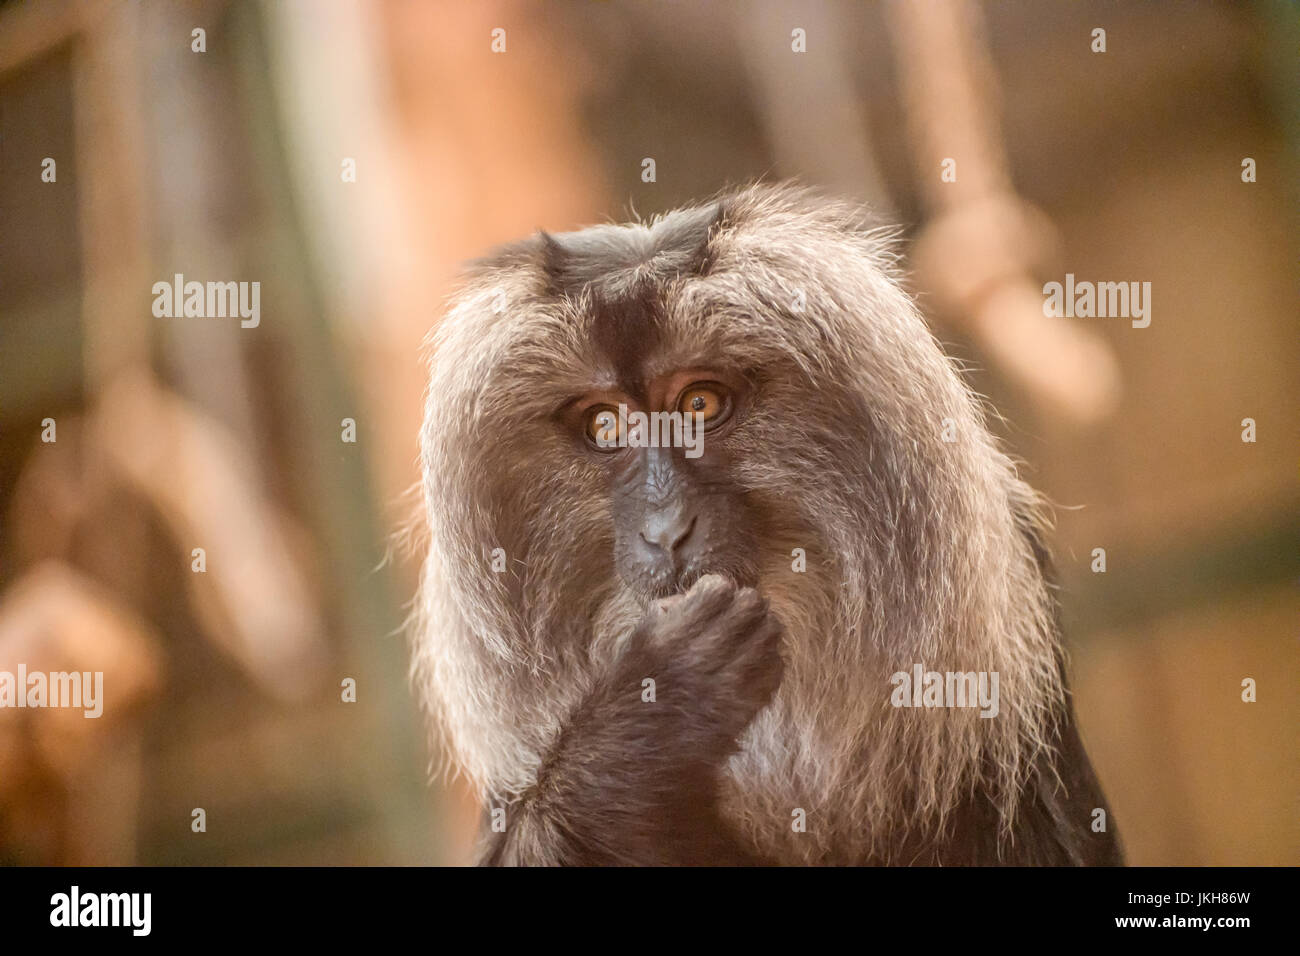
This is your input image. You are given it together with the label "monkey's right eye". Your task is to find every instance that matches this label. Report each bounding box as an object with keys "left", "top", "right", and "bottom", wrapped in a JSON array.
[{"left": 585, "top": 406, "right": 624, "bottom": 449}]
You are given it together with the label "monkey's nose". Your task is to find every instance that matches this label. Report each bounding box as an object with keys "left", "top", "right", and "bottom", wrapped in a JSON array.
[{"left": 640, "top": 512, "right": 697, "bottom": 558}]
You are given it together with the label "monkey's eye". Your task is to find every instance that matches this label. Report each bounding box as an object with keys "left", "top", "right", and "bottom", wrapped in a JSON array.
[
  {"left": 677, "top": 385, "right": 730, "bottom": 426},
  {"left": 585, "top": 405, "right": 624, "bottom": 449}
]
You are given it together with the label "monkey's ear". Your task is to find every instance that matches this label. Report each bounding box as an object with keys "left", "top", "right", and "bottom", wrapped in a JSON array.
[
  {"left": 537, "top": 229, "right": 564, "bottom": 270},
  {"left": 708, "top": 197, "right": 733, "bottom": 231},
  {"left": 694, "top": 200, "right": 731, "bottom": 277},
  {"left": 537, "top": 230, "right": 568, "bottom": 295}
]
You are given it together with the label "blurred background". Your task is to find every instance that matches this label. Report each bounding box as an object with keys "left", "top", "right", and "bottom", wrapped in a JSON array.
[{"left": 0, "top": 0, "right": 1295, "bottom": 866}]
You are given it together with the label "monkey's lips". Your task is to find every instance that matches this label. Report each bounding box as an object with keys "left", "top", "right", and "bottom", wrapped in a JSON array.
[{"left": 641, "top": 563, "right": 754, "bottom": 602}]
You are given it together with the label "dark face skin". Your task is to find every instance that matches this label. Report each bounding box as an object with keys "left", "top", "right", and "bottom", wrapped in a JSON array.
[
  {"left": 563, "top": 366, "right": 760, "bottom": 602},
  {"left": 532, "top": 202, "right": 767, "bottom": 604}
]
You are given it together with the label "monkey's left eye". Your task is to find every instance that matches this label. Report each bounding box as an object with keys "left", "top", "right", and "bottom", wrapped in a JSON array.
[{"left": 677, "top": 385, "right": 730, "bottom": 425}]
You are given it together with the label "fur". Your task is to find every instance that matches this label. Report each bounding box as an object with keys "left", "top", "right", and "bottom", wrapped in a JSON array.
[{"left": 410, "top": 182, "right": 1118, "bottom": 865}]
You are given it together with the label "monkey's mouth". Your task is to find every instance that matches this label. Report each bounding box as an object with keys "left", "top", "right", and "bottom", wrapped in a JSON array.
[
  {"left": 640, "top": 562, "right": 755, "bottom": 602},
  {"left": 652, "top": 567, "right": 707, "bottom": 600}
]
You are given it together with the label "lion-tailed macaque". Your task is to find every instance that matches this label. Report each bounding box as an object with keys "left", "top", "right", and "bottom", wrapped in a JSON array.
[{"left": 411, "top": 183, "right": 1123, "bottom": 866}]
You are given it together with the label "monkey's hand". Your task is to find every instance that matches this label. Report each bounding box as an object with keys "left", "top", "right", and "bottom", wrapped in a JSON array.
[
  {"left": 480, "top": 574, "right": 784, "bottom": 866},
  {"left": 635, "top": 573, "right": 786, "bottom": 751}
]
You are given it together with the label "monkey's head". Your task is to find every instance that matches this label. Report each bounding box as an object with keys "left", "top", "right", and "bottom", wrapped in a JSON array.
[{"left": 416, "top": 183, "right": 1062, "bottom": 856}]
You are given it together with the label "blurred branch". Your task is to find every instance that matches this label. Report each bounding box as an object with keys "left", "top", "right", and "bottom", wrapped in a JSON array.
[
  {"left": 10, "top": 370, "right": 329, "bottom": 701},
  {"left": 0, "top": 560, "right": 160, "bottom": 778},
  {"left": 93, "top": 371, "right": 329, "bottom": 699},
  {"left": 886, "top": 0, "right": 1121, "bottom": 424}
]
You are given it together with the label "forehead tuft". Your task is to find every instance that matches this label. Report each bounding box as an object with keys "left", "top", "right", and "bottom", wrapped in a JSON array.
[
  {"left": 449, "top": 184, "right": 881, "bottom": 387},
  {"left": 521, "top": 201, "right": 727, "bottom": 383},
  {"left": 539, "top": 200, "right": 726, "bottom": 299}
]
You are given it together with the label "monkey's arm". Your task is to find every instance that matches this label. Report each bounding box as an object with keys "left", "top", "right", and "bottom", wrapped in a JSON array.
[
  {"left": 1018, "top": 691, "right": 1125, "bottom": 866},
  {"left": 479, "top": 576, "right": 783, "bottom": 866}
]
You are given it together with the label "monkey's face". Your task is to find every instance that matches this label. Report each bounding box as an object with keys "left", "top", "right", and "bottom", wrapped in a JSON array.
[
  {"left": 562, "top": 367, "right": 760, "bottom": 600},
  {"left": 422, "top": 188, "right": 930, "bottom": 652},
  {"left": 419, "top": 186, "right": 1065, "bottom": 840}
]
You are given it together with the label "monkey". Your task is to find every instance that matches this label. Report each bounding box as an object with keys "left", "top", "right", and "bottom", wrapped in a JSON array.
[{"left": 411, "top": 182, "right": 1123, "bottom": 866}]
